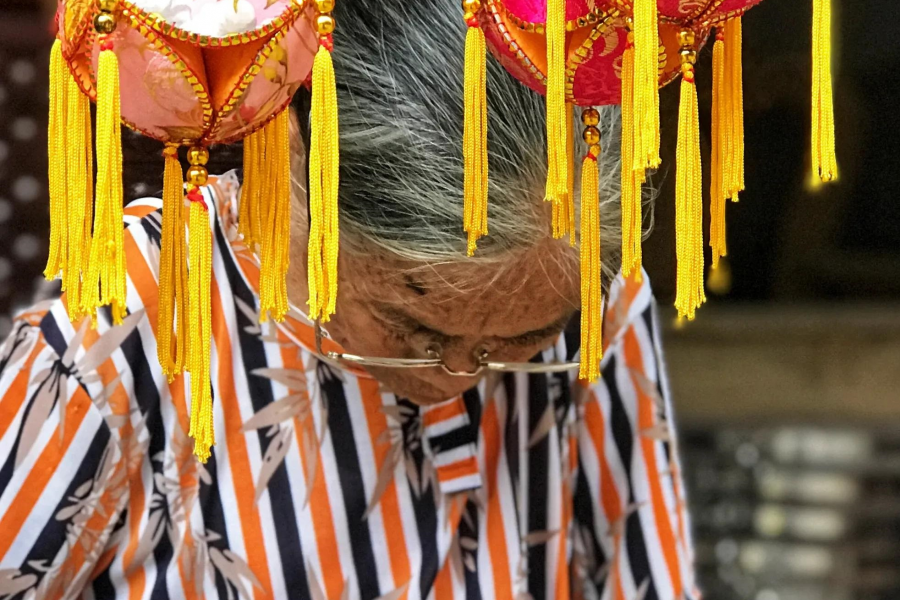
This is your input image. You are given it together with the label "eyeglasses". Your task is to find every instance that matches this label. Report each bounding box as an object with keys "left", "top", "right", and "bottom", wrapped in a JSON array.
[{"left": 314, "top": 320, "right": 580, "bottom": 376}]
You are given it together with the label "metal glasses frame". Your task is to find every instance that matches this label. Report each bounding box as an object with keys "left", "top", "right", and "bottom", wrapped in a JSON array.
[{"left": 313, "top": 320, "right": 580, "bottom": 377}]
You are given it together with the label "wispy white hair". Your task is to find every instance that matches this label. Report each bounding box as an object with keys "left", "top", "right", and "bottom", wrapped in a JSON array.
[{"left": 293, "top": 0, "right": 643, "bottom": 287}]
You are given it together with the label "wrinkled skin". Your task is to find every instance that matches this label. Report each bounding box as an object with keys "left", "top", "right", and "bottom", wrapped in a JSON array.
[{"left": 288, "top": 231, "right": 579, "bottom": 405}]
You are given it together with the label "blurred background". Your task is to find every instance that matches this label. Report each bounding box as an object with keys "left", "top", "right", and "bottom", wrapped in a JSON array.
[{"left": 1, "top": 0, "right": 899, "bottom": 599}]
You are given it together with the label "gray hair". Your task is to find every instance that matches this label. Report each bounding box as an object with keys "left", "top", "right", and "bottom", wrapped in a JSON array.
[{"left": 295, "top": 0, "right": 635, "bottom": 286}]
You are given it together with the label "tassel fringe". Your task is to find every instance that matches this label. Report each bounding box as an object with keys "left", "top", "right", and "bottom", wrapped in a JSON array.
[
  {"left": 158, "top": 146, "right": 188, "bottom": 380},
  {"left": 307, "top": 39, "right": 340, "bottom": 322},
  {"left": 710, "top": 31, "right": 727, "bottom": 266},
  {"left": 45, "top": 40, "right": 67, "bottom": 285},
  {"left": 187, "top": 190, "right": 214, "bottom": 462},
  {"left": 552, "top": 104, "right": 576, "bottom": 243},
  {"left": 631, "top": 0, "right": 661, "bottom": 172},
  {"left": 544, "top": 0, "right": 569, "bottom": 205},
  {"left": 47, "top": 40, "right": 95, "bottom": 321},
  {"left": 724, "top": 18, "right": 744, "bottom": 199},
  {"left": 674, "top": 65, "right": 706, "bottom": 320},
  {"left": 463, "top": 20, "right": 489, "bottom": 255},
  {"left": 256, "top": 110, "right": 292, "bottom": 323},
  {"left": 240, "top": 127, "right": 263, "bottom": 249},
  {"left": 85, "top": 40, "right": 125, "bottom": 324},
  {"left": 579, "top": 148, "right": 602, "bottom": 382},
  {"left": 812, "top": 0, "right": 838, "bottom": 182},
  {"left": 710, "top": 19, "right": 745, "bottom": 268},
  {"left": 620, "top": 39, "right": 644, "bottom": 278}
]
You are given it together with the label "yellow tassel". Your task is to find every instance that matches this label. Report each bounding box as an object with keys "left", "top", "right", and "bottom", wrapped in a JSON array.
[
  {"left": 724, "top": 18, "right": 744, "bottom": 199},
  {"left": 307, "top": 38, "right": 340, "bottom": 323},
  {"left": 631, "top": 0, "right": 661, "bottom": 172},
  {"left": 552, "top": 104, "right": 576, "bottom": 243},
  {"left": 620, "top": 38, "right": 644, "bottom": 278},
  {"left": 258, "top": 110, "right": 291, "bottom": 323},
  {"left": 463, "top": 19, "right": 489, "bottom": 256},
  {"left": 240, "top": 127, "right": 263, "bottom": 249},
  {"left": 45, "top": 40, "right": 67, "bottom": 284},
  {"left": 710, "top": 30, "right": 727, "bottom": 267},
  {"left": 158, "top": 145, "right": 188, "bottom": 380},
  {"left": 544, "top": 0, "right": 569, "bottom": 205},
  {"left": 52, "top": 56, "right": 94, "bottom": 321},
  {"left": 566, "top": 104, "right": 576, "bottom": 240},
  {"left": 187, "top": 189, "right": 214, "bottom": 462},
  {"left": 674, "top": 61, "right": 706, "bottom": 321},
  {"left": 84, "top": 39, "right": 125, "bottom": 324},
  {"left": 812, "top": 0, "right": 838, "bottom": 182},
  {"left": 578, "top": 147, "right": 602, "bottom": 382}
]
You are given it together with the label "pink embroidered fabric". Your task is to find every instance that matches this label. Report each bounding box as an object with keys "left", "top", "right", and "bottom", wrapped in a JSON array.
[
  {"left": 480, "top": 0, "right": 764, "bottom": 106},
  {"left": 56, "top": 0, "right": 317, "bottom": 145}
]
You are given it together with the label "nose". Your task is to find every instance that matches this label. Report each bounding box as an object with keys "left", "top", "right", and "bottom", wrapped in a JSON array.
[{"left": 436, "top": 341, "right": 486, "bottom": 376}]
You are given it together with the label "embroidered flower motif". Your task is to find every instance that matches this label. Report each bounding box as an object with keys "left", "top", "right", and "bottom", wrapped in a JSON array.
[
  {"left": 183, "top": 0, "right": 258, "bottom": 37},
  {"left": 132, "top": 0, "right": 260, "bottom": 36}
]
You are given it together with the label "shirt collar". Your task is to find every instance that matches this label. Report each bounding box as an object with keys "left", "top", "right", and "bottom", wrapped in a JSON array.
[{"left": 421, "top": 394, "right": 483, "bottom": 494}]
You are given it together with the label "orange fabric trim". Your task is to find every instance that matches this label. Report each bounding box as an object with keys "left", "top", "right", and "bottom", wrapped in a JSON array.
[
  {"left": 359, "top": 379, "right": 412, "bottom": 596},
  {"left": 435, "top": 455, "right": 479, "bottom": 483},
  {"left": 210, "top": 276, "right": 275, "bottom": 599},
  {"left": 422, "top": 397, "right": 467, "bottom": 428},
  {"left": 278, "top": 330, "right": 345, "bottom": 599},
  {"left": 625, "top": 329, "right": 682, "bottom": 595},
  {"left": 0, "top": 388, "right": 93, "bottom": 559},
  {"left": 582, "top": 387, "right": 623, "bottom": 523},
  {"left": 0, "top": 339, "right": 44, "bottom": 440},
  {"left": 431, "top": 558, "right": 455, "bottom": 600},
  {"left": 481, "top": 400, "right": 513, "bottom": 599}
]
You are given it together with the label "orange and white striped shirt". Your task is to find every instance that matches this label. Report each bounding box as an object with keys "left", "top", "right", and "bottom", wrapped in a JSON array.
[{"left": 0, "top": 172, "right": 697, "bottom": 600}]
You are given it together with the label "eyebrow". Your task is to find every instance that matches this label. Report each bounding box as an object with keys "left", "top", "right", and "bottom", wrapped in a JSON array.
[{"left": 375, "top": 303, "right": 573, "bottom": 343}]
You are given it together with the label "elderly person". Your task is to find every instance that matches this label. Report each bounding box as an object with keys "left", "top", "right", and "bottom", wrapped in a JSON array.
[{"left": 0, "top": 0, "right": 695, "bottom": 598}]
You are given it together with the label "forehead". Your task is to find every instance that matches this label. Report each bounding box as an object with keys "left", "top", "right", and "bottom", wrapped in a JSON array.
[{"left": 343, "top": 242, "right": 580, "bottom": 335}]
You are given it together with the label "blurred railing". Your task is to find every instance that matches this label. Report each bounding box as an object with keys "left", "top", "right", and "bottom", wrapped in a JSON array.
[{"left": 667, "top": 305, "right": 900, "bottom": 600}]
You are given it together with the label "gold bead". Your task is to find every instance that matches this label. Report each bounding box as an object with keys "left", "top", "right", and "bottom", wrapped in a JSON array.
[
  {"left": 462, "top": 0, "right": 481, "bottom": 14},
  {"left": 582, "top": 126, "right": 600, "bottom": 146},
  {"left": 581, "top": 108, "right": 600, "bottom": 127},
  {"left": 93, "top": 12, "right": 116, "bottom": 35},
  {"left": 98, "top": 0, "right": 118, "bottom": 13},
  {"left": 187, "top": 146, "right": 209, "bottom": 166},
  {"left": 315, "top": 0, "right": 335, "bottom": 13},
  {"left": 316, "top": 14, "right": 335, "bottom": 35},
  {"left": 679, "top": 48, "right": 697, "bottom": 65},
  {"left": 187, "top": 165, "right": 209, "bottom": 187},
  {"left": 677, "top": 29, "right": 696, "bottom": 50}
]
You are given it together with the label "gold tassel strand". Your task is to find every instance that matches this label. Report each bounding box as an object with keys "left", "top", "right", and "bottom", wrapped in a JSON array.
[
  {"left": 674, "top": 31, "right": 705, "bottom": 321},
  {"left": 709, "top": 29, "right": 726, "bottom": 267},
  {"left": 544, "top": 0, "right": 569, "bottom": 205},
  {"left": 85, "top": 5, "right": 125, "bottom": 324},
  {"left": 632, "top": 0, "right": 661, "bottom": 172},
  {"left": 158, "top": 145, "right": 188, "bottom": 380},
  {"left": 239, "top": 128, "right": 262, "bottom": 249},
  {"left": 307, "top": 6, "right": 340, "bottom": 322},
  {"left": 724, "top": 17, "right": 744, "bottom": 200},
  {"left": 258, "top": 110, "right": 292, "bottom": 323},
  {"left": 811, "top": 0, "right": 837, "bottom": 182},
  {"left": 185, "top": 148, "right": 214, "bottom": 462},
  {"left": 552, "top": 104, "right": 576, "bottom": 242},
  {"left": 59, "top": 49, "right": 95, "bottom": 320},
  {"left": 45, "top": 40, "right": 68, "bottom": 285},
  {"left": 620, "top": 29, "right": 644, "bottom": 278},
  {"left": 579, "top": 110, "right": 603, "bottom": 382},
  {"left": 462, "top": 0, "right": 489, "bottom": 255}
]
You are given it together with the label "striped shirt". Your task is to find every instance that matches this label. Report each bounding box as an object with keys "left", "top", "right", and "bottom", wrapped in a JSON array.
[{"left": 0, "top": 171, "right": 697, "bottom": 600}]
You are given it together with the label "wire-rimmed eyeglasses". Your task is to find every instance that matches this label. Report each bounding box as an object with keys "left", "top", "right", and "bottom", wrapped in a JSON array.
[{"left": 313, "top": 320, "right": 579, "bottom": 377}]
